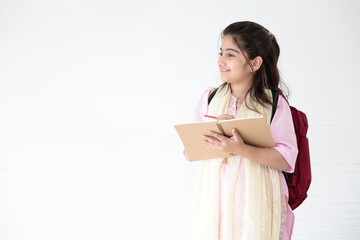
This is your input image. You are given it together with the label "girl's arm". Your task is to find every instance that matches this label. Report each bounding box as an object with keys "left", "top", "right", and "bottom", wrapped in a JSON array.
[
  {"left": 269, "top": 95, "right": 298, "bottom": 172},
  {"left": 203, "top": 129, "right": 291, "bottom": 170},
  {"left": 234, "top": 139, "right": 291, "bottom": 170}
]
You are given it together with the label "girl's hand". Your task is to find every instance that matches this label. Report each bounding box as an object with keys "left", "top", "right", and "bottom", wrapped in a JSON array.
[
  {"left": 202, "top": 128, "right": 245, "bottom": 154},
  {"left": 216, "top": 114, "right": 235, "bottom": 121}
]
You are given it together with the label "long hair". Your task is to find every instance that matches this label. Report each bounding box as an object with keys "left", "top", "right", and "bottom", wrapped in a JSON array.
[{"left": 216, "top": 21, "right": 289, "bottom": 112}]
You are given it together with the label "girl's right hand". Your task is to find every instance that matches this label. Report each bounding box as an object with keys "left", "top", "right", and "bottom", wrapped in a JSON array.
[{"left": 217, "top": 114, "right": 235, "bottom": 121}]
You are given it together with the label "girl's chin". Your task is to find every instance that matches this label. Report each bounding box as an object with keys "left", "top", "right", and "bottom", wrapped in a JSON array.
[{"left": 220, "top": 78, "right": 232, "bottom": 83}]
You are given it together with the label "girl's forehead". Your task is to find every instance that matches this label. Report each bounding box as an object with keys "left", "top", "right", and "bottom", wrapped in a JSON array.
[{"left": 220, "top": 35, "right": 239, "bottom": 50}]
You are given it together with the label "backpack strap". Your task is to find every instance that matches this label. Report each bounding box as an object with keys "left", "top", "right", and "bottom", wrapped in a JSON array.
[
  {"left": 270, "top": 89, "right": 279, "bottom": 123},
  {"left": 208, "top": 88, "right": 218, "bottom": 105}
]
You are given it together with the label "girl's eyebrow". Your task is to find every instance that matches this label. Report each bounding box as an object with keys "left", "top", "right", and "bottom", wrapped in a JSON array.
[{"left": 219, "top": 47, "right": 239, "bottom": 53}]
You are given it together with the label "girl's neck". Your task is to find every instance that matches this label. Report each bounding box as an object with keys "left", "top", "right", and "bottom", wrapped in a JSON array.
[{"left": 229, "top": 83, "right": 251, "bottom": 101}]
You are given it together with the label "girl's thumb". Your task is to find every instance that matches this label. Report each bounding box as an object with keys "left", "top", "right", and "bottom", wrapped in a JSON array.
[{"left": 232, "top": 129, "right": 240, "bottom": 138}]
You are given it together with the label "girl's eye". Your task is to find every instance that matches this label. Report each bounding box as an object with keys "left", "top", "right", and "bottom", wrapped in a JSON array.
[{"left": 218, "top": 52, "right": 234, "bottom": 57}]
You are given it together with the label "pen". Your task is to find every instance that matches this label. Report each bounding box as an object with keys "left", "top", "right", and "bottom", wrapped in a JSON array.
[{"left": 203, "top": 114, "right": 217, "bottom": 119}]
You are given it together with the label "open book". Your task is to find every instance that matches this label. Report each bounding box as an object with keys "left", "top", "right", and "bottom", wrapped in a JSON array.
[{"left": 174, "top": 116, "right": 274, "bottom": 161}]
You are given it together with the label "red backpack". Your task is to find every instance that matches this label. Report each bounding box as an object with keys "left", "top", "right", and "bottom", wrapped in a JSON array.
[{"left": 208, "top": 89, "right": 311, "bottom": 210}]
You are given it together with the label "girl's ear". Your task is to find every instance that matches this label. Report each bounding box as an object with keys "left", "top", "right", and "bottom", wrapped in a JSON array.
[{"left": 251, "top": 56, "right": 263, "bottom": 72}]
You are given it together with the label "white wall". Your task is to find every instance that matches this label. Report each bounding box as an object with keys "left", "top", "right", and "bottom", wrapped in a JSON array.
[{"left": 0, "top": 0, "right": 359, "bottom": 239}]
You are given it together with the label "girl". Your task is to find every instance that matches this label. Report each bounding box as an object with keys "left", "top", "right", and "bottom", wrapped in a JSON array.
[{"left": 184, "top": 21, "right": 298, "bottom": 240}]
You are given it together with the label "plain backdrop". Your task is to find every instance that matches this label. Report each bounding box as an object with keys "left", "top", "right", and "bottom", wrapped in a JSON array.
[{"left": 0, "top": 0, "right": 359, "bottom": 239}]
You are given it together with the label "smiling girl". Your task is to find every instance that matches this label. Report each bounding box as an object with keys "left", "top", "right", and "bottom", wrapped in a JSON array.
[{"left": 185, "top": 21, "right": 298, "bottom": 240}]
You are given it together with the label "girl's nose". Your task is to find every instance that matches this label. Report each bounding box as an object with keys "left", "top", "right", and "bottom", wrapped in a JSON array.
[{"left": 218, "top": 58, "right": 225, "bottom": 67}]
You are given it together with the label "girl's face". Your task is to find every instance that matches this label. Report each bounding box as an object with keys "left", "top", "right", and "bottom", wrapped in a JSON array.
[{"left": 218, "top": 35, "right": 253, "bottom": 85}]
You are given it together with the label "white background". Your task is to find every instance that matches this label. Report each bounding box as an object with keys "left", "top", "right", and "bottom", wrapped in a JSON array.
[{"left": 0, "top": 0, "right": 359, "bottom": 239}]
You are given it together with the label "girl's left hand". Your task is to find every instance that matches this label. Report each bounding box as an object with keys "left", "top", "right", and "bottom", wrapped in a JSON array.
[{"left": 202, "top": 128, "right": 245, "bottom": 154}]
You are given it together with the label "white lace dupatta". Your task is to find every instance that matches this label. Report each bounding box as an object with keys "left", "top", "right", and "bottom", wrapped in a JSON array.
[{"left": 190, "top": 83, "right": 286, "bottom": 240}]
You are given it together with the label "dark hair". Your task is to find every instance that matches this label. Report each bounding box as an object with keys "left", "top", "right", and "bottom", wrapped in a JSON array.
[{"left": 216, "top": 21, "right": 289, "bottom": 112}]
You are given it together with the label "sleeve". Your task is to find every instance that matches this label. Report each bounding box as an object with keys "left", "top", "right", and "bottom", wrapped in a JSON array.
[
  {"left": 192, "top": 88, "right": 213, "bottom": 122},
  {"left": 270, "top": 95, "right": 298, "bottom": 173}
]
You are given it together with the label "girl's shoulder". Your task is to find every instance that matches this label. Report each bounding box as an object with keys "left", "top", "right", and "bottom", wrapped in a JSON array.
[
  {"left": 267, "top": 88, "right": 289, "bottom": 109},
  {"left": 209, "top": 87, "right": 217, "bottom": 93},
  {"left": 204, "top": 87, "right": 217, "bottom": 94},
  {"left": 200, "top": 87, "right": 217, "bottom": 101},
  {"left": 194, "top": 88, "right": 215, "bottom": 122},
  {"left": 277, "top": 93, "right": 290, "bottom": 109},
  {"left": 272, "top": 93, "right": 292, "bottom": 123}
]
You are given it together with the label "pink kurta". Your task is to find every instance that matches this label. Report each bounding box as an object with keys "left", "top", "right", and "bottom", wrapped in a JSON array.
[{"left": 190, "top": 88, "right": 298, "bottom": 240}]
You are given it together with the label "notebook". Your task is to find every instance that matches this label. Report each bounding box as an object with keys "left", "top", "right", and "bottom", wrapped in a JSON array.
[{"left": 174, "top": 116, "right": 274, "bottom": 161}]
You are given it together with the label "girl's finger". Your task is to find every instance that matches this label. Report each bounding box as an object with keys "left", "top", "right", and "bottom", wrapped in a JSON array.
[
  {"left": 202, "top": 135, "right": 218, "bottom": 142},
  {"left": 202, "top": 136, "right": 219, "bottom": 145},
  {"left": 232, "top": 129, "right": 241, "bottom": 140},
  {"left": 208, "top": 131, "right": 227, "bottom": 142},
  {"left": 217, "top": 114, "right": 234, "bottom": 121},
  {"left": 202, "top": 140, "right": 217, "bottom": 149}
]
